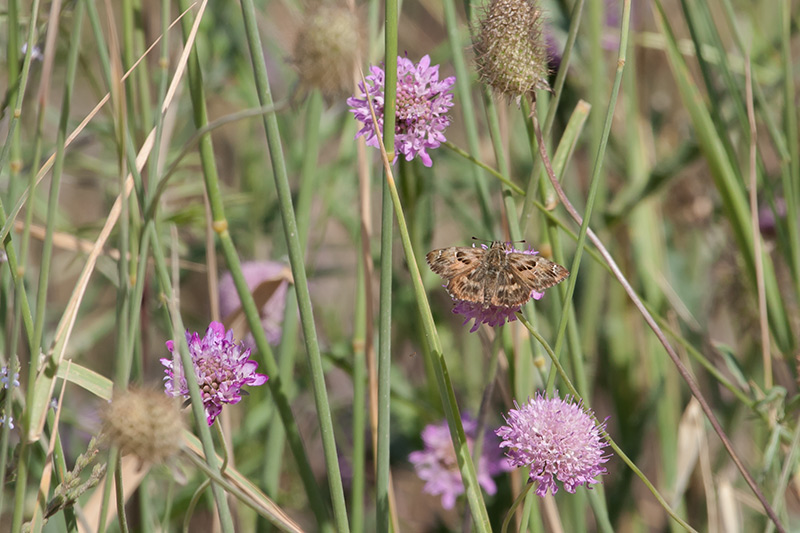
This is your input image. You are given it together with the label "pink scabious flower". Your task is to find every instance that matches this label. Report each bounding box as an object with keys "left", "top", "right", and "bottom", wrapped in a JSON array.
[
  {"left": 497, "top": 393, "right": 610, "bottom": 497},
  {"left": 161, "top": 322, "right": 268, "bottom": 425},
  {"left": 347, "top": 55, "right": 455, "bottom": 167},
  {"left": 408, "top": 416, "right": 511, "bottom": 510},
  {"left": 452, "top": 244, "right": 547, "bottom": 333}
]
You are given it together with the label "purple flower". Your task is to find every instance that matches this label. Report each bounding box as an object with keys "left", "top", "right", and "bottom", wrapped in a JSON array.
[
  {"left": 1, "top": 365, "right": 19, "bottom": 389},
  {"left": 451, "top": 244, "right": 548, "bottom": 333},
  {"left": 161, "top": 322, "right": 268, "bottom": 425},
  {"left": 347, "top": 55, "right": 455, "bottom": 167},
  {"left": 497, "top": 393, "right": 610, "bottom": 497},
  {"left": 408, "top": 416, "right": 511, "bottom": 510},
  {"left": 759, "top": 198, "right": 787, "bottom": 238},
  {"left": 218, "top": 261, "right": 290, "bottom": 349}
]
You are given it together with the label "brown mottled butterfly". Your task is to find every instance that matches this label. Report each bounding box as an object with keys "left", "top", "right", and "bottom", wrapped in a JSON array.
[{"left": 426, "top": 242, "right": 569, "bottom": 308}]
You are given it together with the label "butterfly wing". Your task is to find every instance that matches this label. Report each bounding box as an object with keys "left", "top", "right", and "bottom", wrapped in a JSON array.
[
  {"left": 488, "top": 269, "right": 538, "bottom": 308},
  {"left": 506, "top": 253, "right": 569, "bottom": 292},
  {"left": 426, "top": 247, "right": 483, "bottom": 279},
  {"left": 427, "top": 247, "right": 487, "bottom": 303}
]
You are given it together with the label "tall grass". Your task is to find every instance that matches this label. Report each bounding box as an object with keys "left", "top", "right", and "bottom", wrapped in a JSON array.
[{"left": 0, "top": 0, "right": 798, "bottom": 531}]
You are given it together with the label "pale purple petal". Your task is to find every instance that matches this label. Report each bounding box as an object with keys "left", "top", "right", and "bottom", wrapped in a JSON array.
[
  {"left": 161, "top": 321, "right": 269, "bottom": 425},
  {"left": 408, "top": 415, "right": 512, "bottom": 510},
  {"left": 496, "top": 393, "right": 610, "bottom": 497},
  {"left": 348, "top": 55, "right": 455, "bottom": 167}
]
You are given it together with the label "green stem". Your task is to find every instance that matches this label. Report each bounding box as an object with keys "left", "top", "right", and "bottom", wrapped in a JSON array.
[
  {"left": 262, "top": 91, "right": 322, "bottom": 504},
  {"left": 148, "top": 224, "right": 234, "bottom": 533},
  {"left": 516, "top": 313, "right": 698, "bottom": 533},
  {"left": 376, "top": 0, "right": 398, "bottom": 526},
  {"left": 501, "top": 481, "right": 534, "bottom": 533},
  {"left": 545, "top": 0, "right": 631, "bottom": 393},
  {"left": 237, "top": 0, "right": 349, "bottom": 529},
  {"left": 115, "top": 457, "right": 130, "bottom": 533},
  {"left": 360, "top": 77, "right": 492, "bottom": 531}
]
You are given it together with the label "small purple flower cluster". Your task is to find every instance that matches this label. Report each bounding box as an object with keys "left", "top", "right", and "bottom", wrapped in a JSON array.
[
  {"left": 497, "top": 393, "right": 610, "bottom": 496},
  {"left": 408, "top": 416, "right": 511, "bottom": 510},
  {"left": 161, "top": 322, "right": 268, "bottom": 425},
  {"left": 347, "top": 55, "right": 455, "bottom": 167}
]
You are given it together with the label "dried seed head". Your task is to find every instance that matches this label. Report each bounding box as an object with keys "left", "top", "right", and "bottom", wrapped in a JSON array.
[
  {"left": 474, "top": 0, "right": 550, "bottom": 101},
  {"left": 293, "top": 4, "right": 360, "bottom": 96},
  {"left": 102, "top": 388, "right": 184, "bottom": 464}
]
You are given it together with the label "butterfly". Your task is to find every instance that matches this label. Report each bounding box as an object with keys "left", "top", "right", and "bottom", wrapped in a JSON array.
[{"left": 426, "top": 242, "right": 569, "bottom": 309}]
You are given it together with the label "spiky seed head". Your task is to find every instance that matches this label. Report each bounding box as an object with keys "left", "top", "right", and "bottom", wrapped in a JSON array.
[
  {"left": 473, "top": 0, "right": 550, "bottom": 101},
  {"left": 102, "top": 388, "right": 184, "bottom": 464},
  {"left": 293, "top": 5, "right": 360, "bottom": 96}
]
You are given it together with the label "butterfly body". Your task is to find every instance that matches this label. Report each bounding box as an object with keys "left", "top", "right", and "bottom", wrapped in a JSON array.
[{"left": 426, "top": 242, "right": 569, "bottom": 308}]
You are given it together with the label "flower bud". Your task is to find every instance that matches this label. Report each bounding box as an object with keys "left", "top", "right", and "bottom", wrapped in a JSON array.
[
  {"left": 293, "top": 4, "right": 360, "bottom": 96},
  {"left": 102, "top": 388, "right": 184, "bottom": 464},
  {"left": 474, "top": 0, "right": 550, "bottom": 101}
]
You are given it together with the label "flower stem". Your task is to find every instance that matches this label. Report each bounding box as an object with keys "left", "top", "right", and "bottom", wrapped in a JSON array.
[
  {"left": 376, "top": 0, "right": 398, "bottom": 530},
  {"left": 501, "top": 481, "right": 534, "bottom": 533},
  {"left": 516, "top": 312, "right": 698, "bottom": 533},
  {"left": 359, "top": 71, "right": 493, "bottom": 532},
  {"left": 237, "top": 0, "right": 350, "bottom": 529}
]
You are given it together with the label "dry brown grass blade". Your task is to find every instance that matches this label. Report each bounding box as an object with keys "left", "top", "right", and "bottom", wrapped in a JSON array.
[
  {"left": 27, "top": 0, "right": 210, "bottom": 442},
  {"left": 0, "top": 3, "right": 198, "bottom": 244}
]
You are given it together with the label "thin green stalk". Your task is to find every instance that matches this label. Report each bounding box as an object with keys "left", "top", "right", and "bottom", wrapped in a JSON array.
[
  {"left": 149, "top": 224, "right": 234, "bottom": 533},
  {"left": 763, "top": 417, "right": 800, "bottom": 533},
  {"left": 520, "top": 0, "right": 586, "bottom": 230},
  {"left": 442, "top": 0, "right": 494, "bottom": 233},
  {"left": 779, "top": 0, "right": 800, "bottom": 298},
  {"left": 172, "top": 0, "right": 330, "bottom": 526},
  {"left": 262, "top": 90, "right": 322, "bottom": 502},
  {"left": 115, "top": 457, "right": 130, "bottom": 533},
  {"left": 545, "top": 0, "right": 631, "bottom": 393},
  {"left": 350, "top": 232, "right": 368, "bottom": 533},
  {"left": 98, "top": 447, "right": 121, "bottom": 533},
  {"left": 237, "top": 0, "right": 349, "bottom": 529},
  {"left": 501, "top": 482, "right": 534, "bottom": 533},
  {"left": 361, "top": 80, "right": 492, "bottom": 531},
  {"left": 479, "top": 89, "right": 540, "bottom": 408},
  {"left": 376, "top": 1, "right": 398, "bottom": 531},
  {"left": 517, "top": 313, "right": 698, "bottom": 533},
  {"left": 183, "top": 451, "right": 304, "bottom": 533},
  {"left": 11, "top": 2, "right": 71, "bottom": 528}
]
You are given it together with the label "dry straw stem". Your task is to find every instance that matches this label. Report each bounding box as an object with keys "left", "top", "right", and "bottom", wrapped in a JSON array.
[
  {"left": 25, "top": 0, "right": 207, "bottom": 443},
  {"left": 530, "top": 110, "right": 785, "bottom": 532},
  {"left": 0, "top": 3, "right": 196, "bottom": 244}
]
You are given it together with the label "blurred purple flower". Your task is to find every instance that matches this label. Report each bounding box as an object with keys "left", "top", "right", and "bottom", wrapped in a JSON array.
[
  {"left": 497, "top": 393, "right": 610, "bottom": 497},
  {"left": 161, "top": 322, "right": 268, "bottom": 425},
  {"left": 218, "top": 261, "right": 290, "bottom": 349},
  {"left": 408, "top": 416, "right": 511, "bottom": 510},
  {"left": 451, "top": 244, "right": 547, "bottom": 333},
  {"left": 1, "top": 365, "right": 19, "bottom": 389},
  {"left": 347, "top": 55, "right": 455, "bottom": 167},
  {"left": 0, "top": 415, "right": 14, "bottom": 429},
  {"left": 759, "top": 198, "right": 787, "bottom": 238}
]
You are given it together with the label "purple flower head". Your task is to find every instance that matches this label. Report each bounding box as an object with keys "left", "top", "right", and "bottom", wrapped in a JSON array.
[
  {"left": 347, "top": 55, "right": 455, "bottom": 167},
  {"left": 497, "top": 393, "right": 610, "bottom": 497},
  {"left": 218, "top": 261, "right": 290, "bottom": 350},
  {"left": 450, "top": 244, "right": 548, "bottom": 333},
  {"left": 161, "top": 322, "right": 268, "bottom": 425},
  {"left": 408, "top": 416, "right": 511, "bottom": 510}
]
